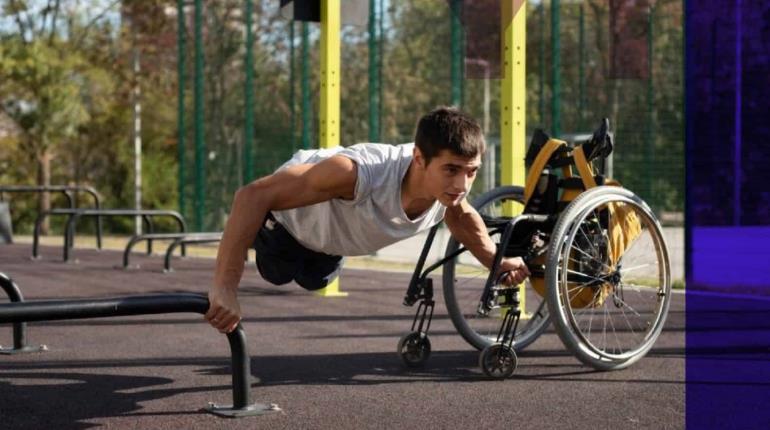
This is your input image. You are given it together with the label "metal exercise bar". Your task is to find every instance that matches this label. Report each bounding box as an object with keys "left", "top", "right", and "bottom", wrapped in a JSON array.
[
  {"left": 0, "top": 185, "right": 105, "bottom": 249},
  {"left": 0, "top": 272, "right": 46, "bottom": 355},
  {"left": 123, "top": 232, "right": 203, "bottom": 268},
  {"left": 0, "top": 293, "right": 277, "bottom": 417},
  {"left": 32, "top": 209, "right": 187, "bottom": 262},
  {"left": 164, "top": 233, "right": 223, "bottom": 272},
  {"left": 123, "top": 232, "right": 221, "bottom": 269}
]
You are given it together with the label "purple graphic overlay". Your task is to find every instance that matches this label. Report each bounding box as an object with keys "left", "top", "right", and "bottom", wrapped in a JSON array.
[{"left": 686, "top": 1, "right": 770, "bottom": 427}]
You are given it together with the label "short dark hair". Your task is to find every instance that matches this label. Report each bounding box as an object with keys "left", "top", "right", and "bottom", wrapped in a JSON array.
[{"left": 414, "top": 106, "right": 485, "bottom": 165}]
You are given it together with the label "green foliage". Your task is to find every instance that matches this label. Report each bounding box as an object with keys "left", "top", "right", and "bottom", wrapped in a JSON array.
[{"left": 1, "top": 0, "right": 684, "bottom": 235}]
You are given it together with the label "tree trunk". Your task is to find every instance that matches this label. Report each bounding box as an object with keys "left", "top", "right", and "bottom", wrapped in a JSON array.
[{"left": 37, "top": 150, "right": 51, "bottom": 235}]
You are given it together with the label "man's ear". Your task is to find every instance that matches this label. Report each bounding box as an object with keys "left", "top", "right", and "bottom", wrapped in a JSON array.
[{"left": 413, "top": 146, "right": 426, "bottom": 169}]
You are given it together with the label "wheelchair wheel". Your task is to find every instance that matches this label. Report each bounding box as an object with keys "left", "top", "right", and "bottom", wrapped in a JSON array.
[
  {"left": 397, "top": 331, "right": 431, "bottom": 367},
  {"left": 443, "top": 186, "right": 550, "bottom": 352},
  {"left": 479, "top": 343, "right": 517, "bottom": 379},
  {"left": 545, "top": 186, "right": 671, "bottom": 370}
]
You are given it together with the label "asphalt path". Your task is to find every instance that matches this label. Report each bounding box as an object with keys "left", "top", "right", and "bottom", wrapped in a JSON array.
[{"left": 0, "top": 244, "right": 685, "bottom": 429}]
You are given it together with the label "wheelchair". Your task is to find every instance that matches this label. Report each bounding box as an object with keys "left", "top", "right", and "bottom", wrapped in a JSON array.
[{"left": 397, "top": 119, "right": 672, "bottom": 378}]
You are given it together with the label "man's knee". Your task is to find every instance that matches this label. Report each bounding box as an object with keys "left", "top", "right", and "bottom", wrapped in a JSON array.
[{"left": 256, "top": 255, "right": 297, "bottom": 286}]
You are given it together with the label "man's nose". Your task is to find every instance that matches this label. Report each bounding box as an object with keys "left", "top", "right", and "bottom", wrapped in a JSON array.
[{"left": 454, "top": 174, "right": 470, "bottom": 192}]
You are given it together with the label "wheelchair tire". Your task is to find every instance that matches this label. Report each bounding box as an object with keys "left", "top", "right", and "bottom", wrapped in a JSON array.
[
  {"left": 443, "top": 186, "right": 551, "bottom": 352},
  {"left": 397, "top": 331, "right": 431, "bottom": 367},
  {"left": 545, "top": 186, "right": 672, "bottom": 370}
]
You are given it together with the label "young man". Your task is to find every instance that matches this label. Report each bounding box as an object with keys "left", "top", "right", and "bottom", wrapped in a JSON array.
[{"left": 206, "top": 107, "right": 530, "bottom": 333}]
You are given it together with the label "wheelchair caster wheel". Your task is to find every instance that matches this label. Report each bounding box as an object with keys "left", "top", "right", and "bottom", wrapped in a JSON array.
[
  {"left": 397, "top": 331, "right": 431, "bottom": 367},
  {"left": 479, "top": 343, "right": 517, "bottom": 379}
]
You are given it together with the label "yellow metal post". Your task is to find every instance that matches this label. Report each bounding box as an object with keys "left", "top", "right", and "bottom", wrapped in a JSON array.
[
  {"left": 501, "top": 0, "right": 527, "bottom": 312},
  {"left": 316, "top": 0, "right": 347, "bottom": 297}
]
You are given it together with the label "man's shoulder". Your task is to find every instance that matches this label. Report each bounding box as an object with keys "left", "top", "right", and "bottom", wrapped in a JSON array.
[{"left": 343, "top": 142, "right": 414, "bottom": 163}]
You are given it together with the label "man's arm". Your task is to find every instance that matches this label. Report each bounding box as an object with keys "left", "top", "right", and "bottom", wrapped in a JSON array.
[
  {"left": 205, "top": 155, "right": 357, "bottom": 333},
  {"left": 443, "top": 199, "right": 530, "bottom": 285}
]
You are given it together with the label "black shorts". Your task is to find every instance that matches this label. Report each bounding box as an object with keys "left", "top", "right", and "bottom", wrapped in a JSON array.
[{"left": 252, "top": 213, "right": 344, "bottom": 291}]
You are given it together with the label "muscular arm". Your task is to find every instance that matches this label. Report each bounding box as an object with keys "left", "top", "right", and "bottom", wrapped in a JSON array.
[
  {"left": 206, "top": 155, "right": 357, "bottom": 332},
  {"left": 443, "top": 199, "right": 497, "bottom": 268},
  {"left": 444, "top": 199, "right": 530, "bottom": 284}
]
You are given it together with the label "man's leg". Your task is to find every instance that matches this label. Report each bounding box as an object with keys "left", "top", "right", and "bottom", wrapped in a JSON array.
[
  {"left": 252, "top": 214, "right": 303, "bottom": 286},
  {"left": 293, "top": 253, "right": 345, "bottom": 291}
]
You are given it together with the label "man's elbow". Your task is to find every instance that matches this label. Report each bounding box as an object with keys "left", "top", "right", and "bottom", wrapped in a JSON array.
[{"left": 233, "top": 178, "right": 274, "bottom": 210}]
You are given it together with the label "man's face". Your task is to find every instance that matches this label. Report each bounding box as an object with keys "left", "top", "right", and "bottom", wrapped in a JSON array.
[{"left": 418, "top": 149, "right": 482, "bottom": 207}]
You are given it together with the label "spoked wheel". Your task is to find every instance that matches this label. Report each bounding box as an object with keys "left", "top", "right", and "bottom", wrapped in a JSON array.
[
  {"left": 443, "top": 186, "right": 550, "bottom": 352},
  {"left": 397, "top": 331, "right": 431, "bottom": 367},
  {"left": 479, "top": 343, "right": 518, "bottom": 379},
  {"left": 545, "top": 186, "right": 672, "bottom": 371}
]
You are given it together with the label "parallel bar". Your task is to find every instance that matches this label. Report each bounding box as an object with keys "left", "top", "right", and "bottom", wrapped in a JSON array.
[
  {"left": 0, "top": 293, "right": 274, "bottom": 416},
  {"left": 123, "top": 232, "right": 221, "bottom": 268},
  {"left": 164, "top": 234, "right": 223, "bottom": 272},
  {"left": 0, "top": 185, "right": 104, "bottom": 249},
  {"left": 32, "top": 209, "right": 187, "bottom": 262},
  {"left": 0, "top": 272, "right": 31, "bottom": 353}
]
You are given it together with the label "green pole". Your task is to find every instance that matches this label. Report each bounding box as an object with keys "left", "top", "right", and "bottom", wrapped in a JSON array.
[
  {"left": 450, "top": 0, "right": 463, "bottom": 107},
  {"left": 579, "top": 3, "right": 585, "bottom": 131},
  {"left": 551, "top": 0, "right": 561, "bottom": 136},
  {"left": 538, "top": 3, "right": 545, "bottom": 127},
  {"left": 646, "top": 6, "right": 654, "bottom": 201},
  {"left": 193, "top": 0, "right": 205, "bottom": 232},
  {"left": 243, "top": 0, "right": 255, "bottom": 184},
  {"left": 177, "top": 0, "right": 186, "bottom": 218},
  {"left": 378, "top": 0, "right": 384, "bottom": 140},
  {"left": 300, "top": 22, "right": 311, "bottom": 150},
  {"left": 289, "top": 21, "right": 296, "bottom": 151},
  {"left": 368, "top": 0, "right": 380, "bottom": 142}
]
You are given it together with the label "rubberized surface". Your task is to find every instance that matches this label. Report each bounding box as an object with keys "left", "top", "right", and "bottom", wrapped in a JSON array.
[{"left": 1, "top": 244, "right": 684, "bottom": 429}]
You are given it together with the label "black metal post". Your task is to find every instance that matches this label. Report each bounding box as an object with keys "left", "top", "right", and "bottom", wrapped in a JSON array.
[
  {"left": 0, "top": 273, "right": 46, "bottom": 354},
  {"left": 164, "top": 234, "right": 222, "bottom": 272},
  {"left": 0, "top": 293, "right": 277, "bottom": 417}
]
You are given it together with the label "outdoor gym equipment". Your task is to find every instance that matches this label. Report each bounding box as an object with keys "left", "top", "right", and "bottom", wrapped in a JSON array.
[
  {"left": 121, "top": 231, "right": 222, "bottom": 271},
  {"left": 32, "top": 209, "right": 187, "bottom": 262},
  {"left": 0, "top": 277, "right": 279, "bottom": 418},
  {"left": 163, "top": 233, "right": 223, "bottom": 272},
  {"left": 399, "top": 120, "right": 671, "bottom": 378},
  {"left": 0, "top": 185, "right": 105, "bottom": 248},
  {"left": 0, "top": 272, "right": 46, "bottom": 355}
]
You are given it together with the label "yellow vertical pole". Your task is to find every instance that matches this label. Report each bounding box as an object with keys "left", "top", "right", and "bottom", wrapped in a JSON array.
[
  {"left": 501, "top": 0, "right": 527, "bottom": 312},
  {"left": 316, "top": 0, "right": 348, "bottom": 297}
]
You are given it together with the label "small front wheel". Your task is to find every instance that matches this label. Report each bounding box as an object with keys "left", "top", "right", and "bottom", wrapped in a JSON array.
[
  {"left": 479, "top": 343, "right": 517, "bottom": 379},
  {"left": 397, "top": 332, "right": 431, "bottom": 367}
]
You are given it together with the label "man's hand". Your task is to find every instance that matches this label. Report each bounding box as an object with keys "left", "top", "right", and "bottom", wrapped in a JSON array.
[
  {"left": 497, "top": 257, "right": 530, "bottom": 286},
  {"left": 205, "top": 287, "right": 242, "bottom": 333}
]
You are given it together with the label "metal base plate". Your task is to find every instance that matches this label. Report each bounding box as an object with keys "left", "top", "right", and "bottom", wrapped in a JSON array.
[
  {"left": 204, "top": 402, "right": 281, "bottom": 418},
  {"left": 0, "top": 344, "right": 48, "bottom": 355}
]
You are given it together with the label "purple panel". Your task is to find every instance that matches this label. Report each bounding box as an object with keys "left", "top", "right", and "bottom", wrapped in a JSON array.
[{"left": 686, "top": 0, "right": 770, "bottom": 427}]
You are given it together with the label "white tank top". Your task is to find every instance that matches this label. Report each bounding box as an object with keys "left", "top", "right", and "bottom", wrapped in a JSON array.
[{"left": 272, "top": 143, "right": 446, "bottom": 256}]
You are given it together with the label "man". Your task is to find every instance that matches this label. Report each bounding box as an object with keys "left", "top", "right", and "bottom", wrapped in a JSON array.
[{"left": 206, "top": 106, "right": 529, "bottom": 333}]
